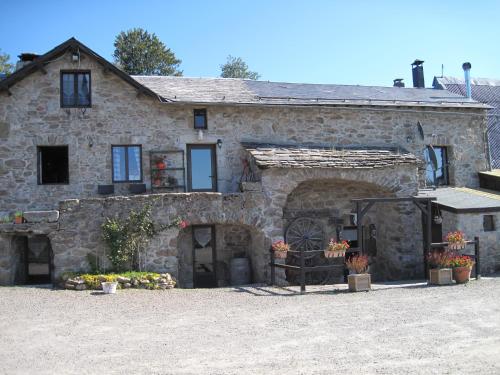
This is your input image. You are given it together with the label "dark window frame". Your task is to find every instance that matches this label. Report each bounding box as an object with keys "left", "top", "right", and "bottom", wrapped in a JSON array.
[
  {"left": 186, "top": 144, "right": 217, "bottom": 192},
  {"left": 60, "top": 70, "right": 92, "bottom": 108},
  {"left": 111, "top": 144, "right": 143, "bottom": 183},
  {"left": 425, "top": 145, "right": 450, "bottom": 186},
  {"left": 483, "top": 215, "right": 495, "bottom": 232},
  {"left": 37, "top": 145, "right": 69, "bottom": 185},
  {"left": 193, "top": 108, "right": 207, "bottom": 130}
]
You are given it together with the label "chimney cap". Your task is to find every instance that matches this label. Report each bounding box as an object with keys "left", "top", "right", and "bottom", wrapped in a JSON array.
[
  {"left": 393, "top": 78, "right": 405, "bottom": 87},
  {"left": 18, "top": 53, "right": 39, "bottom": 62},
  {"left": 462, "top": 62, "right": 472, "bottom": 71},
  {"left": 411, "top": 59, "right": 424, "bottom": 66}
]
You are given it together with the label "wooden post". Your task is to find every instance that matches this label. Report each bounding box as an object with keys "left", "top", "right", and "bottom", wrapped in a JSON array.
[
  {"left": 300, "top": 245, "right": 305, "bottom": 294},
  {"left": 474, "top": 236, "right": 481, "bottom": 280},
  {"left": 270, "top": 247, "right": 275, "bottom": 286},
  {"left": 424, "top": 199, "right": 432, "bottom": 279},
  {"left": 356, "top": 201, "right": 362, "bottom": 254}
]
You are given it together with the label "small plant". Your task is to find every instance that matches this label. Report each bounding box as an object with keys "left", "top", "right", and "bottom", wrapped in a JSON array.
[
  {"left": 448, "top": 255, "right": 475, "bottom": 268},
  {"left": 445, "top": 231, "right": 466, "bottom": 250},
  {"left": 327, "top": 239, "right": 350, "bottom": 252},
  {"left": 346, "top": 255, "right": 369, "bottom": 274},
  {"left": 427, "top": 250, "right": 452, "bottom": 269}
]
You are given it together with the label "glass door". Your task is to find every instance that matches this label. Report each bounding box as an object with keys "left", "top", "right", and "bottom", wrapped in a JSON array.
[
  {"left": 187, "top": 145, "right": 217, "bottom": 192},
  {"left": 192, "top": 225, "right": 216, "bottom": 288}
]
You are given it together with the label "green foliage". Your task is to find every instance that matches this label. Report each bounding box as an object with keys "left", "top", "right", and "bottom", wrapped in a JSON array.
[
  {"left": 101, "top": 203, "right": 182, "bottom": 272},
  {"left": 78, "top": 271, "right": 161, "bottom": 289},
  {"left": 113, "top": 28, "right": 182, "bottom": 76},
  {"left": 0, "top": 49, "right": 13, "bottom": 76},
  {"left": 220, "top": 55, "right": 260, "bottom": 80},
  {"left": 86, "top": 253, "right": 100, "bottom": 274}
]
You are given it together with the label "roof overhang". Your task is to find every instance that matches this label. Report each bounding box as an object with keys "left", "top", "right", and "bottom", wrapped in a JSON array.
[
  {"left": 418, "top": 187, "right": 500, "bottom": 213},
  {"left": 0, "top": 38, "right": 169, "bottom": 102}
]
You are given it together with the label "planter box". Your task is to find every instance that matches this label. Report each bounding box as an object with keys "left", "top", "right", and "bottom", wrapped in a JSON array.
[
  {"left": 97, "top": 184, "right": 114, "bottom": 195},
  {"left": 428, "top": 268, "right": 453, "bottom": 285},
  {"left": 129, "top": 183, "right": 146, "bottom": 194},
  {"left": 348, "top": 273, "right": 371, "bottom": 292}
]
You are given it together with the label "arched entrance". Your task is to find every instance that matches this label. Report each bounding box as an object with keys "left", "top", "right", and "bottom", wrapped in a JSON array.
[
  {"left": 283, "top": 178, "right": 396, "bottom": 283},
  {"left": 12, "top": 235, "right": 54, "bottom": 285}
]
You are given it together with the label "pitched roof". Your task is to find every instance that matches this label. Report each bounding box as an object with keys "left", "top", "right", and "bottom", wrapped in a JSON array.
[
  {"left": 418, "top": 187, "right": 500, "bottom": 213},
  {"left": 433, "top": 76, "right": 500, "bottom": 168},
  {"left": 242, "top": 143, "right": 418, "bottom": 169},
  {"left": 133, "top": 76, "right": 487, "bottom": 109},
  {"left": 0, "top": 38, "right": 167, "bottom": 102}
]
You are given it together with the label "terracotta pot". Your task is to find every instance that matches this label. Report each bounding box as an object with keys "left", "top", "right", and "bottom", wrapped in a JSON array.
[
  {"left": 14, "top": 216, "right": 23, "bottom": 224},
  {"left": 273, "top": 250, "right": 287, "bottom": 259},
  {"left": 324, "top": 250, "right": 345, "bottom": 258},
  {"left": 156, "top": 162, "right": 166, "bottom": 170},
  {"left": 453, "top": 266, "right": 472, "bottom": 284}
]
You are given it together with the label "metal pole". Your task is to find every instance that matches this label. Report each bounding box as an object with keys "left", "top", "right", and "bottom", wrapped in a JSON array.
[
  {"left": 424, "top": 199, "right": 432, "bottom": 279},
  {"left": 300, "top": 246, "right": 305, "bottom": 294},
  {"left": 270, "top": 247, "right": 275, "bottom": 286},
  {"left": 474, "top": 236, "right": 481, "bottom": 280}
]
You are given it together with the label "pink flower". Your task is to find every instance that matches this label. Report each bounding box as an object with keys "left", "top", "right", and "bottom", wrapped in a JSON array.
[{"left": 178, "top": 220, "right": 188, "bottom": 229}]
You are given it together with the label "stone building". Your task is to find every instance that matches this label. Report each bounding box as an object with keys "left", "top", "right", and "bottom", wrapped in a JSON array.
[{"left": 0, "top": 38, "right": 498, "bottom": 287}]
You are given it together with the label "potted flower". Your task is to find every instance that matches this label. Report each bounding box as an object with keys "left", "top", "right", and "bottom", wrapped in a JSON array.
[
  {"left": 345, "top": 254, "right": 370, "bottom": 292},
  {"left": 155, "top": 157, "right": 167, "bottom": 170},
  {"left": 427, "top": 251, "right": 453, "bottom": 285},
  {"left": 445, "top": 230, "right": 466, "bottom": 250},
  {"left": 272, "top": 240, "right": 289, "bottom": 259},
  {"left": 324, "top": 239, "right": 349, "bottom": 258},
  {"left": 448, "top": 255, "right": 475, "bottom": 284},
  {"left": 14, "top": 211, "right": 23, "bottom": 224}
]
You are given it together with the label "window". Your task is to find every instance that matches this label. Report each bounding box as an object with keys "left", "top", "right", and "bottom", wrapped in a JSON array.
[
  {"left": 424, "top": 146, "right": 449, "bottom": 186},
  {"left": 60, "top": 71, "right": 91, "bottom": 107},
  {"left": 483, "top": 215, "right": 495, "bottom": 232},
  {"left": 194, "top": 109, "right": 207, "bottom": 129},
  {"left": 112, "top": 145, "right": 142, "bottom": 182},
  {"left": 37, "top": 146, "right": 69, "bottom": 184}
]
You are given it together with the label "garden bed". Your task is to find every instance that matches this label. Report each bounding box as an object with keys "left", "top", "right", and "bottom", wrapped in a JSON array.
[{"left": 62, "top": 271, "right": 176, "bottom": 291}]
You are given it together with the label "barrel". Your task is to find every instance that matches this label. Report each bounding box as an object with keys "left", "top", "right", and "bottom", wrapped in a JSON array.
[{"left": 229, "top": 257, "right": 251, "bottom": 286}]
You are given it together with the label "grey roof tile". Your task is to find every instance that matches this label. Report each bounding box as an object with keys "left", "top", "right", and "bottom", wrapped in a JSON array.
[
  {"left": 132, "top": 76, "right": 487, "bottom": 109},
  {"left": 242, "top": 143, "right": 418, "bottom": 169}
]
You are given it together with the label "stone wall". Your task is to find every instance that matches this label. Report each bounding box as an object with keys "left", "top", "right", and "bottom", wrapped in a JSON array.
[
  {"left": 441, "top": 210, "right": 500, "bottom": 274},
  {"left": 0, "top": 49, "right": 489, "bottom": 213}
]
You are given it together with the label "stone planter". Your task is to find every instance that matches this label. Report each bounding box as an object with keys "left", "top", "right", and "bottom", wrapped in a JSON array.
[
  {"left": 274, "top": 250, "right": 287, "bottom": 259},
  {"left": 348, "top": 273, "right": 371, "bottom": 292},
  {"left": 102, "top": 281, "right": 118, "bottom": 294},
  {"left": 428, "top": 268, "right": 453, "bottom": 285},
  {"left": 324, "top": 250, "right": 345, "bottom": 258},
  {"left": 453, "top": 266, "right": 472, "bottom": 284}
]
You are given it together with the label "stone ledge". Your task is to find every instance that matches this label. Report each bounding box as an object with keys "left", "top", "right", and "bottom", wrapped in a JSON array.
[
  {"left": 0, "top": 222, "right": 59, "bottom": 234},
  {"left": 23, "top": 210, "right": 59, "bottom": 223}
]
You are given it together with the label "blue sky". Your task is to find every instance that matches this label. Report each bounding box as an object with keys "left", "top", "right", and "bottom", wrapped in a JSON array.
[{"left": 1, "top": 0, "right": 499, "bottom": 86}]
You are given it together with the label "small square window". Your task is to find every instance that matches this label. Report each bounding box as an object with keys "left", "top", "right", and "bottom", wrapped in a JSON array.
[
  {"left": 61, "top": 71, "right": 91, "bottom": 108},
  {"left": 37, "top": 146, "right": 69, "bottom": 184},
  {"left": 194, "top": 109, "right": 207, "bottom": 129},
  {"left": 483, "top": 215, "right": 495, "bottom": 232},
  {"left": 112, "top": 145, "right": 142, "bottom": 182}
]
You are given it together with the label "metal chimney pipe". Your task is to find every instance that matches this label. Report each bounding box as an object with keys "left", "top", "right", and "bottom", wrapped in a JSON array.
[{"left": 462, "top": 62, "right": 472, "bottom": 99}]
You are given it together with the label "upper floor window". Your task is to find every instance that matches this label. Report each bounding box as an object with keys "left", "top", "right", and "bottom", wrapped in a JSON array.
[
  {"left": 61, "top": 71, "right": 91, "bottom": 107},
  {"left": 37, "top": 146, "right": 69, "bottom": 184},
  {"left": 112, "top": 145, "right": 142, "bottom": 183},
  {"left": 194, "top": 109, "right": 207, "bottom": 129},
  {"left": 424, "top": 146, "right": 449, "bottom": 186}
]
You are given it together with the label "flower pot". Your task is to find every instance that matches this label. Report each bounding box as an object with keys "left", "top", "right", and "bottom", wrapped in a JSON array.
[
  {"left": 347, "top": 273, "right": 371, "bottom": 292},
  {"left": 448, "top": 242, "right": 465, "bottom": 251},
  {"left": 101, "top": 281, "right": 118, "bottom": 294},
  {"left": 156, "top": 162, "right": 166, "bottom": 170},
  {"left": 274, "top": 250, "right": 287, "bottom": 259},
  {"left": 14, "top": 216, "right": 23, "bottom": 224},
  {"left": 324, "top": 250, "right": 345, "bottom": 258},
  {"left": 428, "top": 268, "right": 453, "bottom": 285},
  {"left": 453, "top": 266, "right": 472, "bottom": 284}
]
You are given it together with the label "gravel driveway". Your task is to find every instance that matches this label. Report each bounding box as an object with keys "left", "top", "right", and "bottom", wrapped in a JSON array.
[{"left": 1, "top": 277, "right": 499, "bottom": 375}]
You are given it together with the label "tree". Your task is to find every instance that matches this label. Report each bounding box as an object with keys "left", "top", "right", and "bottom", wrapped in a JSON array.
[
  {"left": 113, "top": 28, "right": 182, "bottom": 76},
  {"left": 0, "top": 49, "right": 14, "bottom": 76},
  {"left": 220, "top": 55, "right": 260, "bottom": 80}
]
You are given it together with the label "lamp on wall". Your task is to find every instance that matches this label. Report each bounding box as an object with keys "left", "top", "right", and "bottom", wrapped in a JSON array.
[
  {"left": 217, "top": 139, "right": 223, "bottom": 149},
  {"left": 71, "top": 50, "right": 80, "bottom": 63},
  {"left": 197, "top": 129, "right": 204, "bottom": 141}
]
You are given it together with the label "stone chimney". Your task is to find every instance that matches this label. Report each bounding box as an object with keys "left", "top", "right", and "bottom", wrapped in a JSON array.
[
  {"left": 411, "top": 59, "right": 425, "bottom": 88},
  {"left": 393, "top": 78, "right": 405, "bottom": 88},
  {"left": 15, "top": 53, "right": 39, "bottom": 71}
]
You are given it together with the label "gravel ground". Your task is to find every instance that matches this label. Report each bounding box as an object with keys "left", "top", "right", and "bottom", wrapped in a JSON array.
[{"left": 1, "top": 277, "right": 500, "bottom": 375}]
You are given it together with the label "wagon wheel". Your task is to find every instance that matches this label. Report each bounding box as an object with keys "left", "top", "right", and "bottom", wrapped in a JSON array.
[
  {"left": 285, "top": 218, "right": 337, "bottom": 285},
  {"left": 285, "top": 217, "right": 324, "bottom": 253}
]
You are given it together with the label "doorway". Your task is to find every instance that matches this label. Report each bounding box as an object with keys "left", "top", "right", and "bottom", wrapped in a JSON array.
[
  {"left": 13, "top": 235, "right": 53, "bottom": 285},
  {"left": 187, "top": 144, "right": 217, "bottom": 192},
  {"left": 192, "top": 225, "right": 217, "bottom": 288}
]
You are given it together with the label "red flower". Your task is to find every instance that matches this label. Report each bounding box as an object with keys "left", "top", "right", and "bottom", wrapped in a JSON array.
[{"left": 178, "top": 220, "right": 188, "bottom": 229}]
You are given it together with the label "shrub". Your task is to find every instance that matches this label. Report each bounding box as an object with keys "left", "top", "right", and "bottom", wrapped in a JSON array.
[
  {"left": 427, "top": 250, "right": 453, "bottom": 269},
  {"left": 346, "top": 255, "right": 369, "bottom": 274}
]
